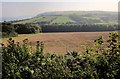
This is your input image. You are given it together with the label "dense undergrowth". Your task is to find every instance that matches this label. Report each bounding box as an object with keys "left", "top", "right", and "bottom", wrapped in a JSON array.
[{"left": 1, "top": 32, "right": 120, "bottom": 79}]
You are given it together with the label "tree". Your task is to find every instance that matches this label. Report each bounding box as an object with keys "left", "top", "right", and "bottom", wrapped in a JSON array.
[{"left": 15, "top": 23, "right": 41, "bottom": 34}]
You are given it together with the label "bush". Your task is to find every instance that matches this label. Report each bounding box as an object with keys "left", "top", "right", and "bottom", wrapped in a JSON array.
[
  {"left": 1, "top": 22, "right": 41, "bottom": 38},
  {"left": 15, "top": 24, "right": 41, "bottom": 34},
  {"left": 1, "top": 32, "right": 120, "bottom": 79},
  {"left": 1, "top": 22, "right": 18, "bottom": 38},
  {"left": 2, "top": 32, "right": 18, "bottom": 38}
]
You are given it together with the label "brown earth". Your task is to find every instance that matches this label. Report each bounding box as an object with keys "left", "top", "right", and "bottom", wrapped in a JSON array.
[{"left": 2, "top": 32, "right": 110, "bottom": 54}]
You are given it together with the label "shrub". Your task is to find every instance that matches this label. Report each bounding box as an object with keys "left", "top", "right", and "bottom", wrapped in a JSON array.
[
  {"left": 15, "top": 24, "right": 41, "bottom": 34},
  {"left": 2, "top": 32, "right": 18, "bottom": 38},
  {"left": 1, "top": 22, "right": 18, "bottom": 38},
  {"left": 1, "top": 32, "right": 120, "bottom": 79}
]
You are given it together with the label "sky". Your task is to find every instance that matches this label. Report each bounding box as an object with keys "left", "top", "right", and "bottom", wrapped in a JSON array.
[
  {"left": 0, "top": 0, "right": 120, "bottom": 21},
  {"left": 1, "top": 0, "right": 120, "bottom": 2}
]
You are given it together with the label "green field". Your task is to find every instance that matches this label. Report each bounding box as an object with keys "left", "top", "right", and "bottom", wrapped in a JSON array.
[
  {"left": 51, "top": 16, "right": 75, "bottom": 24},
  {"left": 15, "top": 16, "right": 56, "bottom": 24},
  {"left": 13, "top": 11, "right": 118, "bottom": 25}
]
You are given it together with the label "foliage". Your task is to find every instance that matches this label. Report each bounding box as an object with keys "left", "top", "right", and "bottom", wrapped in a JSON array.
[
  {"left": 41, "top": 24, "right": 117, "bottom": 32},
  {"left": 1, "top": 22, "right": 41, "bottom": 38},
  {"left": 1, "top": 22, "right": 18, "bottom": 38},
  {"left": 1, "top": 32, "right": 120, "bottom": 79},
  {"left": 15, "top": 23, "right": 41, "bottom": 34}
]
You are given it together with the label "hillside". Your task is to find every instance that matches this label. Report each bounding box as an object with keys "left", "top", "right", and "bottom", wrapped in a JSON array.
[{"left": 14, "top": 11, "right": 118, "bottom": 25}]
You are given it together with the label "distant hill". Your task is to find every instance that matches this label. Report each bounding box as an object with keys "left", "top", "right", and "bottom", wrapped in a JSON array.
[{"left": 14, "top": 11, "right": 118, "bottom": 25}]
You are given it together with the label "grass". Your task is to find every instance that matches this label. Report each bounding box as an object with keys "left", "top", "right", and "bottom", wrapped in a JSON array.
[
  {"left": 14, "top": 16, "right": 56, "bottom": 24},
  {"left": 95, "top": 22, "right": 118, "bottom": 25},
  {"left": 83, "top": 16, "right": 100, "bottom": 20},
  {"left": 13, "top": 11, "right": 117, "bottom": 25},
  {"left": 14, "top": 17, "right": 42, "bottom": 24},
  {"left": 51, "top": 16, "right": 75, "bottom": 24}
]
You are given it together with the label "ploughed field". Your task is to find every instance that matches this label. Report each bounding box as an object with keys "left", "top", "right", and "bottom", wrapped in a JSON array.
[{"left": 2, "top": 32, "right": 109, "bottom": 54}]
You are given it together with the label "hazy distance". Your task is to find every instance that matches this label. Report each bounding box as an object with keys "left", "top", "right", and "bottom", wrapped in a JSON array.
[{"left": 1, "top": 1, "right": 119, "bottom": 21}]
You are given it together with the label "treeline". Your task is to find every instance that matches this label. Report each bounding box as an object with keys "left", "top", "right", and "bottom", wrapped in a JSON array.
[
  {"left": 41, "top": 24, "right": 118, "bottom": 32},
  {"left": 2, "top": 33, "right": 120, "bottom": 79},
  {"left": 1, "top": 21, "right": 118, "bottom": 37},
  {"left": 1, "top": 22, "right": 17, "bottom": 37},
  {"left": 1, "top": 22, "right": 41, "bottom": 37}
]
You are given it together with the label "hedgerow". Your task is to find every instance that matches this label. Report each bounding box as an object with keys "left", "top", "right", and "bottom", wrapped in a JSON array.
[{"left": 1, "top": 32, "right": 120, "bottom": 79}]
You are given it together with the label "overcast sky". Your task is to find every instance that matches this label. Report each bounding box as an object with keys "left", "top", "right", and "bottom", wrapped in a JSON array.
[{"left": 0, "top": 0, "right": 120, "bottom": 21}]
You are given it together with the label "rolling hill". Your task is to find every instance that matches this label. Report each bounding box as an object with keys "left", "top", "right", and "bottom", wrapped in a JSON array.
[{"left": 14, "top": 11, "right": 118, "bottom": 25}]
